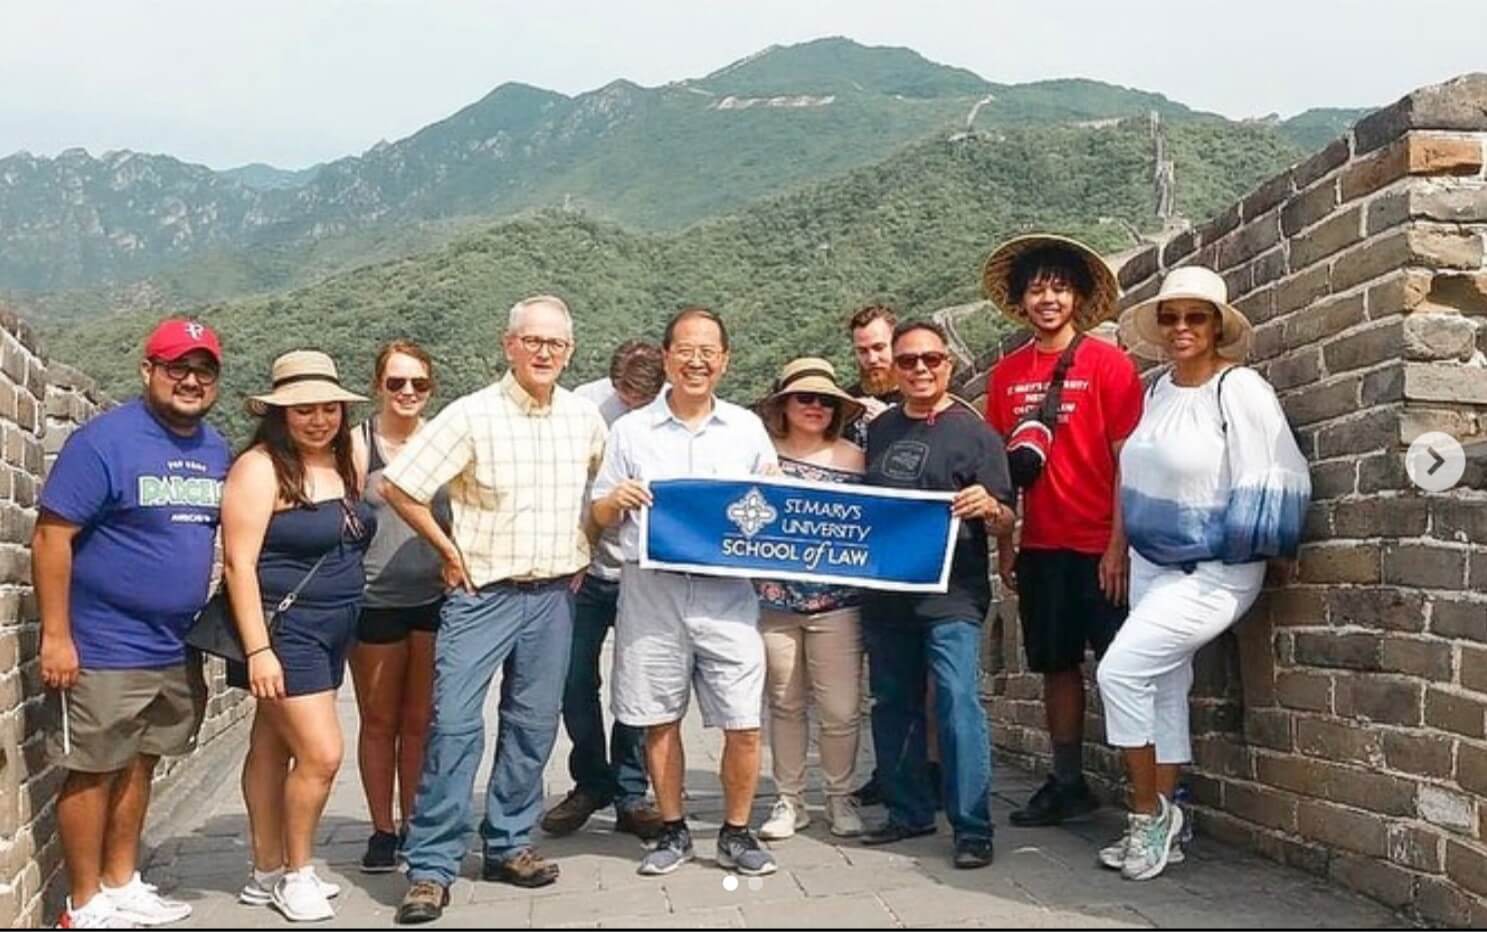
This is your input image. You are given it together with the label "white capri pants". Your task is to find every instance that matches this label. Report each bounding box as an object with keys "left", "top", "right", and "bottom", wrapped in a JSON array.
[{"left": 1096, "top": 550, "right": 1265, "bottom": 764}]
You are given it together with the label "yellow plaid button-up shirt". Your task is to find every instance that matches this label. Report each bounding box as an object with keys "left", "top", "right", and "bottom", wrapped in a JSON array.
[{"left": 383, "top": 371, "right": 607, "bottom": 587}]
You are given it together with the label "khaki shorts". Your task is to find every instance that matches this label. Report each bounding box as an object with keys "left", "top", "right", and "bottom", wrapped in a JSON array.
[{"left": 46, "top": 662, "right": 208, "bottom": 773}]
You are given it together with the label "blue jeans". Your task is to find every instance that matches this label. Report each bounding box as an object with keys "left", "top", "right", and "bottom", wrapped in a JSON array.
[
  {"left": 404, "top": 582, "right": 573, "bottom": 886},
  {"left": 863, "top": 618, "right": 993, "bottom": 843},
  {"left": 561, "top": 575, "right": 649, "bottom": 811}
]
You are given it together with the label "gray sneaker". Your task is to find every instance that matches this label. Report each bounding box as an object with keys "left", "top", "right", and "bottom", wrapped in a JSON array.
[
  {"left": 1121, "top": 796, "right": 1185, "bottom": 881},
  {"left": 638, "top": 823, "right": 694, "bottom": 876},
  {"left": 716, "top": 827, "right": 777, "bottom": 876}
]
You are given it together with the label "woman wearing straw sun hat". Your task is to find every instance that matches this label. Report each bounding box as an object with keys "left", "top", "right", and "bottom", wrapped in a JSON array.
[
  {"left": 751, "top": 358, "right": 869, "bottom": 841},
  {"left": 982, "top": 234, "right": 1145, "bottom": 831},
  {"left": 1097, "top": 266, "right": 1309, "bottom": 881},
  {"left": 222, "top": 349, "right": 375, "bottom": 922}
]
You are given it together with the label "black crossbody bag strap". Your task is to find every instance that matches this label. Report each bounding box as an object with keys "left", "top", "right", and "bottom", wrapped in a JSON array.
[
  {"left": 1037, "top": 333, "right": 1085, "bottom": 428},
  {"left": 268, "top": 552, "right": 331, "bottom": 624}
]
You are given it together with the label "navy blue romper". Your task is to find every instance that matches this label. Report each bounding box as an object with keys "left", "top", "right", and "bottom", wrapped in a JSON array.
[{"left": 229, "top": 497, "right": 377, "bottom": 696}]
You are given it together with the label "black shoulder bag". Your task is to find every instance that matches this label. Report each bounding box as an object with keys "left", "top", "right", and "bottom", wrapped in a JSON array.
[{"left": 185, "top": 553, "right": 330, "bottom": 664}]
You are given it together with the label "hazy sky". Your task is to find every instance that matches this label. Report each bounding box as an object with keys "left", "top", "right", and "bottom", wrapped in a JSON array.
[{"left": 2, "top": 0, "right": 1480, "bottom": 169}]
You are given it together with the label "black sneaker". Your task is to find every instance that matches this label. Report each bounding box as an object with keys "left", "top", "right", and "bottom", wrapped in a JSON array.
[
  {"left": 850, "top": 775, "right": 883, "bottom": 807},
  {"left": 1009, "top": 776, "right": 1099, "bottom": 827},
  {"left": 362, "top": 830, "right": 399, "bottom": 873},
  {"left": 954, "top": 837, "right": 995, "bottom": 869}
]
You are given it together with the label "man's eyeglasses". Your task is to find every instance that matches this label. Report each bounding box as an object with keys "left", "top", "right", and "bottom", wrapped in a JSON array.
[
  {"left": 789, "top": 392, "right": 840, "bottom": 410},
  {"left": 893, "top": 351, "right": 949, "bottom": 371},
  {"left": 150, "top": 358, "right": 220, "bottom": 385},
  {"left": 384, "top": 377, "right": 432, "bottom": 394},
  {"left": 517, "top": 335, "right": 573, "bottom": 355},
  {"left": 670, "top": 345, "right": 723, "bottom": 363},
  {"left": 1156, "top": 311, "right": 1216, "bottom": 329}
]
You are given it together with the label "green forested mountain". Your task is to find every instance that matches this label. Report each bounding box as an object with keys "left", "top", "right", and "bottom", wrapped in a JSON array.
[
  {"left": 47, "top": 117, "right": 1303, "bottom": 441},
  {"left": 4, "top": 37, "right": 1317, "bottom": 300}
]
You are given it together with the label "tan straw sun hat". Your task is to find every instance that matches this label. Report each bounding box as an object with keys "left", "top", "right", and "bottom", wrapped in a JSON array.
[
  {"left": 1118, "top": 266, "right": 1254, "bottom": 361},
  {"left": 761, "top": 357, "right": 866, "bottom": 424},
  {"left": 247, "top": 350, "right": 369, "bottom": 415},
  {"left": 981, "top": 234, "right": 1121, "bottom": 331}
]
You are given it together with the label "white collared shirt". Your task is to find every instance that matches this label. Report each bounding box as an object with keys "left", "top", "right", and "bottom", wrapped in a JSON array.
[{"left": 591, "top": 388, "right": 778, "bottom": 563}]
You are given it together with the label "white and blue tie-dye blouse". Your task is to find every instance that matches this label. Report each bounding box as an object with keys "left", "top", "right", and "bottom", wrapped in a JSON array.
[{"left": 1120, "top": 366, "right": 1310, "bottom": 567}]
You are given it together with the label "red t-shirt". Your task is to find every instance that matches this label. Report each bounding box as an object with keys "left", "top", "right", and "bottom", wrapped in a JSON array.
[{"left": 985, "top": 336, "right": 1144, "bottom": 555}]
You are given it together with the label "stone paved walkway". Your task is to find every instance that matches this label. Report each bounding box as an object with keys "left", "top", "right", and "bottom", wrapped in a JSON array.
[{"left": 141, "top": 672, "right": 1407, "bottom": 929}]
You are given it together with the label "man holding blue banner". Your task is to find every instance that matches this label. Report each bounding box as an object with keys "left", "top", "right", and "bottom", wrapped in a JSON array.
[
  {"left": 591, "top": 307, "right": 782, "bottom": 879},
  {"left": 859, "top": 320, "right": 1016, "bottom": 870}
]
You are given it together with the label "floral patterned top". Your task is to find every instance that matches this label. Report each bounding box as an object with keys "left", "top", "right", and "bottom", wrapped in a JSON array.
[{"left": 754, "top": 455, "right": 863, "bottom": 615}]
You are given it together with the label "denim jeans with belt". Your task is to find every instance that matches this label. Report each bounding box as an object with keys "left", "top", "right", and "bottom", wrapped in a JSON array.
[
  {"left": 862, "top": 618, "right": 993, "bottom": 843},
  {"left": 403, "top": 580, "right": 573, "bottom": 887},
  {"left": 560, "top": 574, "right": 649, "bottom": 811}
]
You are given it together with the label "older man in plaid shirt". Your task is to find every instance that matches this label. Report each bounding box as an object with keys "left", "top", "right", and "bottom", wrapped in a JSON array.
[{"left": 382, "top": 295, "right": 607, "bottom": 925}]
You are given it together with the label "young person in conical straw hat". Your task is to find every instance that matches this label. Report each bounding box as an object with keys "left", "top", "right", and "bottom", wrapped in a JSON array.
[
  {"left": 1098, "top": 266, "right": 1308, "bottom": 880},
  {"left": 982, "top": 235, "right": 1144, "bottom": 829}
]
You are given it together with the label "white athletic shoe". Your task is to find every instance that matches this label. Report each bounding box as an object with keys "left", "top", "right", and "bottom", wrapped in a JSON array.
[
  {"left": 271, "top": 867, "right": 335, "bottom": 922},
  {"left": 1121, "top": 796, "right": 1185, "bottom": 881},
  {"left": 758, "top": 795, "right": 810, "bottom": 840},
  {"left": 1100, "top": 829, "right": 1183, "bottom": 869},
  {"left": 100, "top": 873, "right": 191, "bottom": 926},
  {"left": 826, "top": 795, "right": 865, "bottom": 837},
  {"left": 239, "top": 867, "right": 341, "bottom": 906},
  {"left": 56, "top": 894, "right": 133, "bottom": 929}
]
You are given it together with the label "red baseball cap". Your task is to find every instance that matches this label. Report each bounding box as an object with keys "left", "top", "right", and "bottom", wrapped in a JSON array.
[{"left": 144, "top": 319, "right": 222, "bottom": 364}]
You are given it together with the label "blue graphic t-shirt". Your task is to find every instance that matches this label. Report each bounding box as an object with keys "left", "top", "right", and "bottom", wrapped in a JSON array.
[{"left": 39, "top": 398, "right": 231, "bottom": 669}]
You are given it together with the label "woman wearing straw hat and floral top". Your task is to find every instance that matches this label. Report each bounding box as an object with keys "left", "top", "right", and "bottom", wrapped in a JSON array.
[
  {"left": 982, "top": 235, "right": 1144, "bottom": 829},
  {"left": 1098, "top": 266, "right": 1309, "bottom": 881},
  {"left": 752, "top": 358, "right": 869, "bottom": 841},
  {"left": 222, "top": 350, "right": 376, "bottom": 922}
]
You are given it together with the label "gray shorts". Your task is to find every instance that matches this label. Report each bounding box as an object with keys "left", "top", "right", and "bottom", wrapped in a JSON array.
[
  {"left": 46, "top": 662, "right": 208, "bottom": 773},
  {"left": 612, "top": 565, "right": 764, "bottom": 730}
]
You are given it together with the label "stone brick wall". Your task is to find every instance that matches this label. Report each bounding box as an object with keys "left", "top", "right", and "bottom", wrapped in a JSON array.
[
  {"left": 963, "top": 73, "right": 1487, "bottom": 927},
  {"left": 0, "top": 313, "right": 250, "bottom": 927}
]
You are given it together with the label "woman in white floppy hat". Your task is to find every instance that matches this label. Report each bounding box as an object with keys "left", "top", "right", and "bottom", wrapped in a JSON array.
[
  {"left": 222, "top": 349, "right": 374, "bottom": 921},
  {"left": 1097, "top": 266, "right": 1309, "bottom": 881}
]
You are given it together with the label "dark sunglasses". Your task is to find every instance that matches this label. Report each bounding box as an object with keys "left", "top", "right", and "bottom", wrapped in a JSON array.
[
  {"left": 384, "top": 376, "right": 432, "bottom": 394},
  {"left": 1157, "top": 310, "right": 1216, "bottom": 328},
  {"left": 150, "top": 358, "right": 220, "bottom": 385},
  {"left": 893, "top": 351, "right": 949, "bottom": 371},
  {"left": 788, "top": 391, "right": 840, "bottom": 410}
]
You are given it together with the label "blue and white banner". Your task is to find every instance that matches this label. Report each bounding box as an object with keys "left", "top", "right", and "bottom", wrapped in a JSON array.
[{"left": 639, "top": 476, "right": 959, "bottom": 592}]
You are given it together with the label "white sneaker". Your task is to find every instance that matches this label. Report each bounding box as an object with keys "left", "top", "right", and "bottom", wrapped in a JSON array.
[
  {"left": 826, "top": 796, "right": 864, "bottom": 837},
  {"left": 271, "top": 867, "right": 335, "bottom": 922},
  {"left": 1102, "top": 830, "right": 1183, "bottom": 869},
  {"left": 758, "top": 796, "right": 810, "bottom": 840},
  {"left": 1121, "top": 796, "right": 1185, "bottom": 881},
  {"left": 57, "top": 894, "right": 133, "bottom": 929},
  {"left": 100, "top": 874, "right": 190, "bottom": 926},
  {"left": 240, "top": 867, "right": 341, "bottom": 906}
]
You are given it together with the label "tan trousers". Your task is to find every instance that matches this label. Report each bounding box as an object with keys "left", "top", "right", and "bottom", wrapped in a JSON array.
[{"left": 760, "top": 607, "right": 863, "bottom": 798}]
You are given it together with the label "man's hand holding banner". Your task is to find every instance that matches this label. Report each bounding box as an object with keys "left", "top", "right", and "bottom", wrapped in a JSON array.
[{"left": 639, "top": 476, "right": 960, "bottom": 592}]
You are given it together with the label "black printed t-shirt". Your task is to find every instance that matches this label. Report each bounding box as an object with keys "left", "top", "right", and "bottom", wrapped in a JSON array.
[{"left": 863, "top": 402, "right": 1015, "bottom": 626}]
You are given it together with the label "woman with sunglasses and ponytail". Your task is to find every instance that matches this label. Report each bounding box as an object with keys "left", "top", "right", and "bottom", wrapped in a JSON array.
[
  {"left": 858, "top": 322, "right": 1016, "bottom": 870},
  {"left": 349, "top": 341, "right": 450, "bottom": 874},
  {"left": 1097, "top": 267, "right": 1309, "bottom": 881},
  {"left": 752, "top": 358, "right": 869, "bottom": 841}
]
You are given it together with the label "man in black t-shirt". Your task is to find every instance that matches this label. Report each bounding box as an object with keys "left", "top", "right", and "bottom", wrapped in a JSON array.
[{"left": 858, "top": 321, "right": 1015, "bottom": 871}]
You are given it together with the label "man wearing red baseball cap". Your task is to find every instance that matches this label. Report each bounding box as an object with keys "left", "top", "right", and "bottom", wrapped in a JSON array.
[{"left": 36, "top": 318, "right": 231, "bottom": 928}]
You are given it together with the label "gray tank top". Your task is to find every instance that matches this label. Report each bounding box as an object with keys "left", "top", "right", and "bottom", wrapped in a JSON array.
[{"left": 361, "top": 419, "right": 450, "bottom": 608}]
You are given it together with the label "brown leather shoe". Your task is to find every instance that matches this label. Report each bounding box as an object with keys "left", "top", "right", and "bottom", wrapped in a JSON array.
[
  {"left": 615, "top": 803, "right": 665, "bottom": 840},
  {"left": 483, "top": 848, "right": 560, "bottom": 888},
  {"left": 395, "top": 880, "right": 449, "bottom": 925},
  {"left": 540, "top": 788, "right": 605, "bottom": 836}
]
